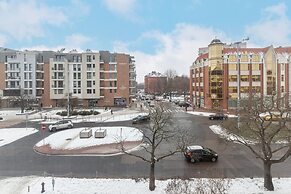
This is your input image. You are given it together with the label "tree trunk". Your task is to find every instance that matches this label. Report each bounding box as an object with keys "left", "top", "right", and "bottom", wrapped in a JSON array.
[
  {"left": 149, "top": 162, "right": 155, "bottom": 191},
  {"left": 264, "top": 161, "right": 274, "bottom": 191}
]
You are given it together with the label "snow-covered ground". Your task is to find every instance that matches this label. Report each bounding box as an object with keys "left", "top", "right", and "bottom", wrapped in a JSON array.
[
  {"left": 0, "top": 128, "right": 37, "bottom": 147},
  {"left": 35, "top": 127, "right": 143, "bottom": 150},
  {"left": 187, "top": 110, "right": 237, "bottom": 118},
  {"left": 1, "top": 176, "right": 290, "bottom": 194}
]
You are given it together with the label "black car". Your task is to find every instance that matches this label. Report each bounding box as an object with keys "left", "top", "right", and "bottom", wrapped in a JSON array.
[
  {"left": 208, "top": 113, "right": 228, "bottom": 120},
  {"left": 184, "top": 145, "right": 218, "bottom": 163},
  {"left": 132, "top": 114, "right": 150, "bottom": 124},
  {"left": 178, "top": 101, "right": 191, "bottom": 107}
]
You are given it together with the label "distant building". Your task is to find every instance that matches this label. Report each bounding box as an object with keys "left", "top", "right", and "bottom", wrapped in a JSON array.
[
  {"left": 0, "top": 48, "right": 136, "bottom": 108},
  {"left": 190, "top": 38, "right": 291, "bottom": 110},
  {"left": 144, "top": 71, "right": 167, "bottom": 95}
]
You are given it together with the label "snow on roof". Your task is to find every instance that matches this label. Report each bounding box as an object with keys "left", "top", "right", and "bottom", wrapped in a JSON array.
[{"left": 145, "top": 71, "right": 166, "bottom": 77}]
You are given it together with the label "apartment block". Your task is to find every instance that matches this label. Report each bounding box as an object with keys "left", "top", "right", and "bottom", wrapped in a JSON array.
[
  {"left": 144, "top": 71, "right": 167, "bottom": 95},
  {"left": 0, "top": 48, "right": 136, "bottom": 108},
  {"left": 190, "top": 39, "right": 291, "bottom": 110}
]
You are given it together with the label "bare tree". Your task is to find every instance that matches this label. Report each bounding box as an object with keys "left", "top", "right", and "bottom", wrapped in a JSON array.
[
  {"left": 223, "top": 93, "right": 291, "bottom": 191},
  {"left": 119, "top": 103, "right": 188, "bottom": 191},
  {"left": 15, "top": 89, "right": 28, "bottom": 113},
  {"left": 164, "top": 69, "right": 177, "bottom": 99}
]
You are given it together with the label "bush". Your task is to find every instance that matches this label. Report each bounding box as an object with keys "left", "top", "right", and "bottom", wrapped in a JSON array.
[{"left": 165, "top": 178, "right": 231, "bottom": 194}]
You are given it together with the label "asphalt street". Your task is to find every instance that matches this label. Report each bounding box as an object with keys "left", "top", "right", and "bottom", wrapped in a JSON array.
[{"left": 0, "top": 106, "right": 291, "bottom": 179}]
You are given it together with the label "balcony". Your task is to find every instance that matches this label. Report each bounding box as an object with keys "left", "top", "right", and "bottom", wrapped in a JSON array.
[
  {"left": 5, "top": 68, "right": 20, "bottom": 72},
  {"left": 51, "top": 76, "right": 65, "bottom": 79},
  {"left": 5, "top": 77, "right": 20, "bottom": 81}
]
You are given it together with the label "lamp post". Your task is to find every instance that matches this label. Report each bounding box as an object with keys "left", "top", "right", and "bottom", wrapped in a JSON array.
[{"left": 233, "top": 37, "right": 249, "bottom": 129}]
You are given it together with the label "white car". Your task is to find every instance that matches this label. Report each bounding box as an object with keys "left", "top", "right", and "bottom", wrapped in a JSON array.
[{"left": 48, "top": 120, "right": 73, "bottom": 132}]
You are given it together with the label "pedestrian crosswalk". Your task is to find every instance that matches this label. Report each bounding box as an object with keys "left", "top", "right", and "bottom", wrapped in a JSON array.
[{"left": 148, "top": 106, "right": 186, "bottom": 113}]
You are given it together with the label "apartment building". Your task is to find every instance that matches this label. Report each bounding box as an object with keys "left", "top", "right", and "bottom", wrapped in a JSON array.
[
  {"left": 144, "top": 71, "right": 167, "bottom": 95},
  {"left": 190, "top": 39, "right": 291, "bottom": 110},
  {"left": 0, "top": 49, "right": 46, "bottom": 107},
  {"left": 0, "top": 48, "right": 136, "bottom": 108}
]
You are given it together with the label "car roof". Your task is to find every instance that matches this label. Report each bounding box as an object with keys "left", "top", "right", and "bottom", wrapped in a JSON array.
[{"left": 187, "top": 145, "right": 203, "bottom": 150}]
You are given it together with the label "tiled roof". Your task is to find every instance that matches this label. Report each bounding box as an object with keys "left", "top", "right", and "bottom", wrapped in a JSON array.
[
  {"left": 195, "top": 53, "right": 208, "bottom": 61},
  {"left": 275, "top": 47, "right": 291, "bottom": 53}
]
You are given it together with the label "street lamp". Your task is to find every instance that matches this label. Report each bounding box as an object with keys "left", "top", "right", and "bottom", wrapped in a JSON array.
[{"left": 233, "top": 37, "right": 249, "bottom": 129}]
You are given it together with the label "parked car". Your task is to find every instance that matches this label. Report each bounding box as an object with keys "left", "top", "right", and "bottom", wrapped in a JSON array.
[
  {"left": 184, "top": 145, "right": 218, "bottom": 163},
  {"left": 132, "top": 115, "right": 150, "bottom": 124},
  {"left": 178, "top": 101, "right": 191, "bottom": 107},
  {"left": 262, "top": 112, "right": 287, "bottom": 121},
  {"left": 48, "top": 120, "right": 73, "bottom": 132},
  {"left": 208, "top": 113, "right": 228, "bottom": 120}
]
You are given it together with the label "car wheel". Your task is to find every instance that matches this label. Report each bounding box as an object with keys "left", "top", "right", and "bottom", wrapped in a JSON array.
[
  {"left": 52, "top": 127, "right": 56, "bottom": 132},
  {"left": 190, "top": 158, "right": 196, "bottom": 163},
  {"left": 211, "top": 157, "right": 217, "bottom": 162}
]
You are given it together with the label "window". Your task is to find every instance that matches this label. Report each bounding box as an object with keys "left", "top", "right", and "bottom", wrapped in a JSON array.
[
  {"left": 87, "top": 72, "right": 92, "bottom": 79},
  {"left": 252, "top": 75, "right": 260, "bottom": 82},
  {"left": 281, "top": 75, "right": 284, "bottom": 81},
  {"left": 78, "top": 81, "right": 81, "bottom": 87},
  {"left": 87, "top": 55, "right": 91, "bottom": 62},
  {"left": 229, "top": 75, "right": 237, "bottom": 82},
  {"left": 93, "top": 81, "right": 95, "bottom": 85},
  {"left": 87, "top": 64, "right": 92, "bottom": 70},
  {"left": 109, "top": 89, "right": 112, "bottom": 93},
  {"left": 87, "top": 89, "right": 92, "bottom": 94},
  {"left": 87, "top": 81, "right": 92, "bottom": 87},
  {"left": 78, "top": 73, "right": 81, "bottom": 79},
  {"left": 58, "top": 64, "right": 63, "bottom": 70},
  {"left": 241, "top": 75, "right": 249, "bottom": 82}
]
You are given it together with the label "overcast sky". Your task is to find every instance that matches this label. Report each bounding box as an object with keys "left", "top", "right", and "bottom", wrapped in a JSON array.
[{"left": 1, "top": 0, "right": 291, "bottom": 83}]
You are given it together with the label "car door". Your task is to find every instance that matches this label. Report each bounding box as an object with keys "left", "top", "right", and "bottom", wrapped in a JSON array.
[
  {"left": 201, "top": 150, "right": 212, "bottom": 161},
  {"left": 58, "top": 121, "right": 65, "bottom": 130}
]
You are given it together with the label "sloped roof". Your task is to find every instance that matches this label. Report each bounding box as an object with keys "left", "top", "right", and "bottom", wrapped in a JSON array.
[{"left": 274, "top": 47, "right": 291, "bottom": 54}]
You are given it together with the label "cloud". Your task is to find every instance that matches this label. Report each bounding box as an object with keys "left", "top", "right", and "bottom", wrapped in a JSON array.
[
  {"left": 0, "top": 0, "right": 67, "bottom": 41},
  {"left": 103, "top": 0, "right": 136, "bottom": 18},
  {"left": 21, "top": 34, "right": 92, "bottom": 52},
  {"left": 113, "top": 23, "right": 227, "bottom": 83},
  {"left": 65, "top": 34, "right": 91, "bottom": 49},
  {"left": 245, "top": 2, "right": 291, "bottom": 46}
]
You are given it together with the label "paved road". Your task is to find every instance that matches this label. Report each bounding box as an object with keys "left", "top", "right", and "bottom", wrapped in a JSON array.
[{"left": 0, "top": 106, "right": 291, "bottom": 179}]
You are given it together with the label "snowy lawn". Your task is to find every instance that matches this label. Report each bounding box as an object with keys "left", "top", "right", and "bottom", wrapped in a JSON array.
[
  {"left": 1, "top": 176, "right": 291, "bottom": 194},
  {"left": 35, "top": 127, "right": 143, "bottom": 150},
  {"left": 187, "top": 111, "right": 237, "bottom": 118},
  {"left": 0, "top": 128, "right": 37, "bottom": 147}
]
